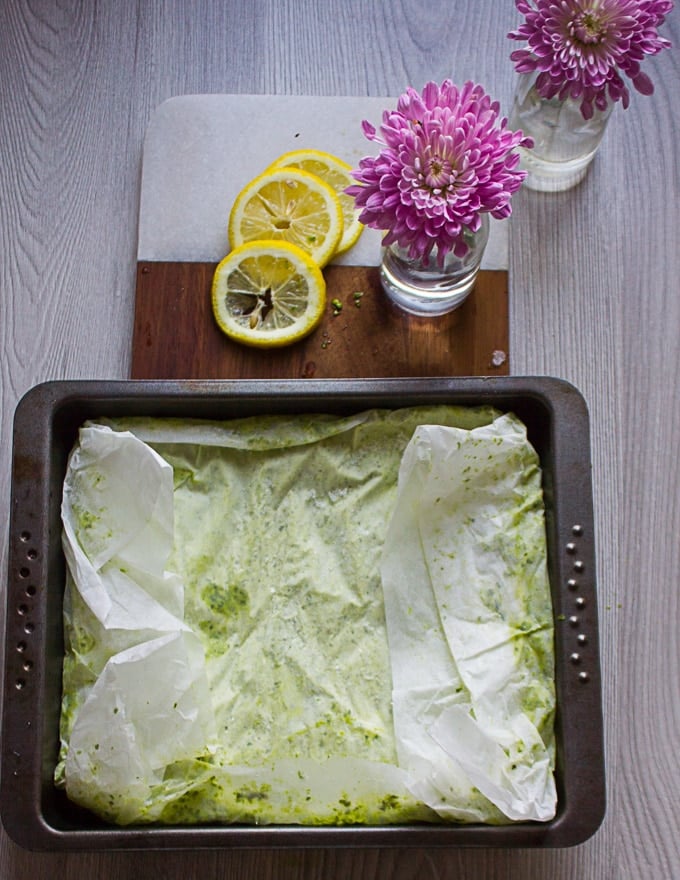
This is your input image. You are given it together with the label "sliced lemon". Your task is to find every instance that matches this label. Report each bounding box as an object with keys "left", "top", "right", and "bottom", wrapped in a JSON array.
[
  {"left": 228, "top": 167, "right": 343, "bottom": 267},
  {"left": 268, "top": 149, "right": 364, "bottom": 256},
  {"left": 211, "top": 240, "right": 326, "bottom": 348}
]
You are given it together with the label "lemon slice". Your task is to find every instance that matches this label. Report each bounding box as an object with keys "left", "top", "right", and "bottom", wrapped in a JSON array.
[
  {"left": 228, "top": 167, "right": 343, "bottom": 267},
  {"left": 268, "top": 149, "right": 364, "bottom": 255},
  {"left": 211, "top": 240, "right": 326, "bottom": 348}
]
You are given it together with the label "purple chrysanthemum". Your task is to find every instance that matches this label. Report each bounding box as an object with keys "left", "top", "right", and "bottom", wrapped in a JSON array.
[
  {"left": 346, "top": 80, "right": 532, "bottom": 264},
  {"left": 508, "top": 0, "right": 674, "bottom": 119}
]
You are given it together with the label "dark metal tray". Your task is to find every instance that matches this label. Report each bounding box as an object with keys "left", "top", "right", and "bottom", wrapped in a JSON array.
[{"left": 2, "top": 377, "right": 605, "bottom": 850}]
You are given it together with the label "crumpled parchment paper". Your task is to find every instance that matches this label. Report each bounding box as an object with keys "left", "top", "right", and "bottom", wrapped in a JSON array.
[
  {"left": 57, "top": 407, "right": 555, "bottom": 825},
  {"left": 380, "top": 417, "right": 556, "bottom": 822}
]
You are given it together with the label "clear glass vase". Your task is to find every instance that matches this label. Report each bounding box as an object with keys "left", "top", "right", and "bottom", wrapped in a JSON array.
[
  {"left": 379, "top": 215, "right": 489, "bottom": 317},
  {"left": 508, "top": 71, "right": 615, "bottom": 192}
]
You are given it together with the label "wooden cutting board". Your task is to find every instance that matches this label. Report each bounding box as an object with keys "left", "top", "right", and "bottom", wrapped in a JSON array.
[
  {"left": 131, "top": 262, "right": 508, "bottom": 379},
  {"left": 131, "top": 95, "right": 509, "bottom": 380}
]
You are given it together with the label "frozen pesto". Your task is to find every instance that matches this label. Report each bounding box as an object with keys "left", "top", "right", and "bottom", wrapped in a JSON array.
[{"left": 57, "top": 406, "right": 556, "bottom": 826}]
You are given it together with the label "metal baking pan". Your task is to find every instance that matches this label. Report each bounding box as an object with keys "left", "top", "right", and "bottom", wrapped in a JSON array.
[{"left": 2, "top": 377, "right": 605, "bottom": 850}]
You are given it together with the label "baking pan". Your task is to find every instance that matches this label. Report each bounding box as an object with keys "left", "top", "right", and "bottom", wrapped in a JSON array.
[{"left": 1, "top": 377, "right": 605, "bottom": 850}]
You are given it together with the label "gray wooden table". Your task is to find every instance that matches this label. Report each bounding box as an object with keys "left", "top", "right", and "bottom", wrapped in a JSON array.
[{"left": 1, "top": 1, "right": 678, "bottom": 877}]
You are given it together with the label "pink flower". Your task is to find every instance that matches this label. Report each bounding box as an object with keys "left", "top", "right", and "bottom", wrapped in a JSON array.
[
  {"left": 508, "top": 0, "right": 674, "bottom": 119},
  {"left": 346, "top": 81, "right": 532, "bottom": 265}
]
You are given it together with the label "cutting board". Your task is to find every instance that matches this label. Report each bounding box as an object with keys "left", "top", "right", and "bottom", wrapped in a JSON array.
[{"left": 131, "top": 95, "right": 510, "bottom": 379}]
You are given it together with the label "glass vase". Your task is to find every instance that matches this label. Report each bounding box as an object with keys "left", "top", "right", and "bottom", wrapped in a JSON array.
[
  {"left": 379, "top": 215, "right": 489, "bottom": 317},
  {"left": 508, "top": 71, "right": 615, "bottom": 192}
]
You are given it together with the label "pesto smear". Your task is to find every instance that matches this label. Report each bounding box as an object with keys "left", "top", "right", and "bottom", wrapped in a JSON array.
[{"left": 57, "top": 406, "right": 555, "bottom": 826}]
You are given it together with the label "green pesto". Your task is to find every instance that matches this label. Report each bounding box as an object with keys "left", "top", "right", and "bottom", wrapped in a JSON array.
[
  {"left": 158, "top": 776, "right": 225, "bottom": 824},
  {"left": 201, "top": 582, "right": 250, "bottom": 617},
  {"left": 75, "top": 507, "right": 100, "bottom": 530},
  {"left": 69, "top": 623, "right": 96, "bottom": 656},
  {"left": 172, "top": 466, "right": 195, "bottom": 490},
  {"left": 379, "top": 793, "right": 401, "bottom": 811},
  {"left": 234, "top": 783, "right": 271, "bottom": 802}
]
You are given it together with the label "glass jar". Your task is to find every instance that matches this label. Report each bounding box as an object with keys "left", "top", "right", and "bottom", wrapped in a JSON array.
[
  {"left": 379, "top": 215, "right": 489, "bottom": 317},
  {"left": 508, "top": 71, "right": 615, "bottom": 192}
]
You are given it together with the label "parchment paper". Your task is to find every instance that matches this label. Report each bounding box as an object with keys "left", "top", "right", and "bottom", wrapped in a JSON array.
[{"left": 58, "top": 407, "right": 555, "bottom": 825}]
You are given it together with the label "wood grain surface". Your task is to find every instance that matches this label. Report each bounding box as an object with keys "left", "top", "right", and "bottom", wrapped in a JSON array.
[
  {"left": 131, "top": 262, "right": 509, "bottom": 379},
  {"left": 1, "top": 1, "right": 679, "bottom": 878}
]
